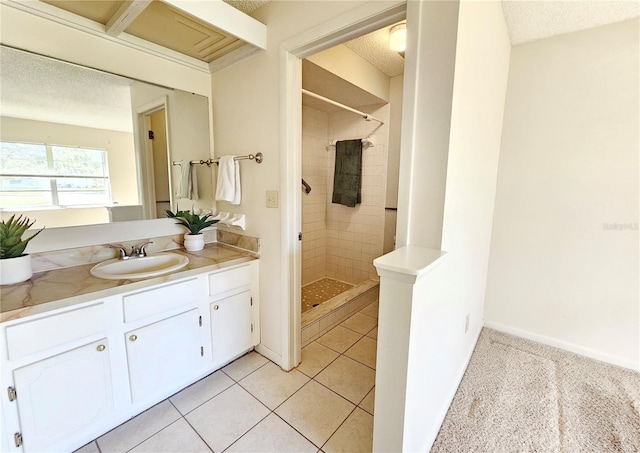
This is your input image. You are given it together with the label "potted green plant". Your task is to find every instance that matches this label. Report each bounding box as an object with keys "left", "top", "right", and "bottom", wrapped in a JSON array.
[
  {"left": 166, "top": 209, "right": 219, "bottom": 252},
  {"left": 0, "top": 215, "right": 43, "bottom": 285}
]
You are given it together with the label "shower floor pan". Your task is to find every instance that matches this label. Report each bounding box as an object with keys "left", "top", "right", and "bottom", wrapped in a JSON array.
[
  {"left": 302, "top": 278, "right": 354, "bottom": 313},
  {"left": 301, "top": 278, "right": 379, "bottom": 346}
]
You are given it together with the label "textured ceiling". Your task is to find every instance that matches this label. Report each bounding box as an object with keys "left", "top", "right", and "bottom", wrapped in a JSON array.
[
  {"left": 344, "top": 1, "right": 640, "bottom": 76},
  {"left": 222, "top": 0, "right": 269, "bottom": 15},
  {"left": 344, "top": 22, "right": 405, "bottom": 78},
  {"left": 0, "top": 47, "right": 134, "bottom": 132},
  {"left": 503, "top": 0, "right": 640, "bottom": 45}
]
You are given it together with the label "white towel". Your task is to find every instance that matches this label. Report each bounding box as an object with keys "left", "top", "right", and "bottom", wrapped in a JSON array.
[
  {"left": 189, "top": 164, "right": 198, "bottom": 200},
  {"left": 176, "top": 161, "right": 198, "bottom": 200},
  {"left": 215, "top": 155, "right": 241, "bottom": 205},
  {"left": 176, "top": 161, "right": 189, "bottom": 199}
]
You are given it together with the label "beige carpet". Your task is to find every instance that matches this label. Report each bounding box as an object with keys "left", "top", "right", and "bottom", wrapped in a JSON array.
[{"left": 432, "top": 328, "right": 640, "bottom": 453}]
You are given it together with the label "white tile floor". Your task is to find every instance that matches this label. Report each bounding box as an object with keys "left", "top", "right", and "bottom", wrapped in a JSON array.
[{"left": 76, "top": 301, "right": 379, "bottom": 453}]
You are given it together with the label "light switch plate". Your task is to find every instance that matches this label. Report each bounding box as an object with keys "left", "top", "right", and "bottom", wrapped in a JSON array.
[{"left": 266, "top": 190, "right": 278, "bottom": 208}]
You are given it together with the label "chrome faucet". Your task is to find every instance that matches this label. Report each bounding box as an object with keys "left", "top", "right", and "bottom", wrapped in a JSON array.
[
  {"left": 131, "top": 241, "right": 153, "bottom": 258},
  {"left": 111, "top": 241, "right": 153, "bottom": 260}
]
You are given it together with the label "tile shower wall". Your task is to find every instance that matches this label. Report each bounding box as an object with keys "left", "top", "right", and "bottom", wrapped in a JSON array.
[
  {"left": 302, "top": 104, "right": 389, "bottom": 287},
  {"left": 326, "top": 105, "right": 389, "bottom": 285},
  {"left": 302, "top": 106, "right": 329, "bottom": 286}
]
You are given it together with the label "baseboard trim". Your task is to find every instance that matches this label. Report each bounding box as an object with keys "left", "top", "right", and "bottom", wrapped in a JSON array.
[
  {"left": 255, "top": 344, "right": 282, "bottom": 368},
  {"left": 483, "top": 321, "right": 639, "bottom": 372}
]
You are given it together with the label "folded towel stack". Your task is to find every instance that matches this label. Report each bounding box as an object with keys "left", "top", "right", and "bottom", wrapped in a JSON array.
[{"left": 215, "top": 155, "right": 241, "bottom": 205}]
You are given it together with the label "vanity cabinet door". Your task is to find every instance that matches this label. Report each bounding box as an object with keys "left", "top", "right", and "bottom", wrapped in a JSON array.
[
  {"left": 211, "top": 290, "right": 252, "bottom": 367},
  {"left": 12, "top": 339, "right": 114, "bottom": 453},
  {"left": 125, "top": 308, "right": 203, "bottom": 405}
]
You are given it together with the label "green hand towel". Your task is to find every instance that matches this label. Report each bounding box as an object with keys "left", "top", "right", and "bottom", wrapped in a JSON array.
[{"left": 332, "top": 139, "right": 362, "bottom": 207}]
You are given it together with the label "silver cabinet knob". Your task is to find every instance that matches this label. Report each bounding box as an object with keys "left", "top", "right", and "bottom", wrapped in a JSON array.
[
  {"left": 213, "top": 305, "right": 219, "bottom": 310},
  {"left": 96, "top": 344, "right": 106, "bottom": 352},
  {"left": 129, "top": 334, "right": 138, "bottom": 342}
]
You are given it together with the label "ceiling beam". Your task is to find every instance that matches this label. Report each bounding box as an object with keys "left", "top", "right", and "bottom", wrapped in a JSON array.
[
  {"left": 162, "top": 0, "right": 267, "bottom": 50},
  {"left": 105, "top": 0, "right": 153, "bottom": 37}
]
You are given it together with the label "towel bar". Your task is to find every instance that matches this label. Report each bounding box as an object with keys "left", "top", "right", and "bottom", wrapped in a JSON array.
[{"left": 172, "top": 152, "right": 263, "bottom": 167}]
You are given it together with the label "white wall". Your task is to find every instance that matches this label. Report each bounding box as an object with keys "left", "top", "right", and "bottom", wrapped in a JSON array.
[
  {"left": 373, "top": 1, "right": 511, "bottom": 450},
  {"left": 484, "top": 18, "right": 640, "bottom": 370},
  {"left": 395, "top": 0, "right": 459, "bottom": 249},
  {"left": 383, "top": 75, "right": 403, "bottom": 254},
  {"left": 211, "top": 0, "right": 373, "bottom": 365},
  {"left": 405, "top": 0, "right": 510, "bottom": 448}
]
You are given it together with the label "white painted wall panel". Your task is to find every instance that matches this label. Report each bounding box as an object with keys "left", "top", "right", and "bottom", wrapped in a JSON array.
[{"left": 485, "top": 18, "right": 640, "bottom": 370}]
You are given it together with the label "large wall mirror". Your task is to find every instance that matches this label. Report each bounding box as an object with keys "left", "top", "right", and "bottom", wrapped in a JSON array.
[{"left": 0, "top": 45, "right": 214, "bottom": 229}]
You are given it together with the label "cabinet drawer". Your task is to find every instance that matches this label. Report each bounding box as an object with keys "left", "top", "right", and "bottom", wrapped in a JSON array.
[
  {"left": 209, "top": 265, "right": 251, "bottom": 298},
  {"left": 5, "top": 303, "right": 105, "bottom": 361},
  {"left": 123, "top": 278, "right": 200, "bottom": 323}
]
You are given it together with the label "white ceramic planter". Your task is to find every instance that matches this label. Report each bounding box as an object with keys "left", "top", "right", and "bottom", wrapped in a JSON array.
[
  {"left": 183, "top": 233, "right": 205, "bottom": 252},
  {"left": 0, "top": 254, "right": 33, "bottom": 285}
]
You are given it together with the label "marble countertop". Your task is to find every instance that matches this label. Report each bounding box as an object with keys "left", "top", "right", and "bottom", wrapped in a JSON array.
[{"left": 0, "top": 244, "right": 258, "bottom": 323}]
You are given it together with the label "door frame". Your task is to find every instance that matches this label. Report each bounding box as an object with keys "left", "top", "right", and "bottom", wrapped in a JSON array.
[
  {"left": 279, "top": 1, "right": 407, "bottom": 370},
  {"left": 135, "top": 96, "right": 171, "bottom": 220}
]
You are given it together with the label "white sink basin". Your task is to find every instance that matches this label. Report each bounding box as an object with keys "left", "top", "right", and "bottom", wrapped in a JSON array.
[{"left": 90, "top": 253, "right": 189, "bottom": 280}]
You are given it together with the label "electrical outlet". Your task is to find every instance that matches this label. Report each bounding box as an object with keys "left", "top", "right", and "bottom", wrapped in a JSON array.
[
  {"left": 465, "top": 314, "right": 470, "bottom": 333},
  {"left": 266, "top": 190, "right": 278, "bottom": 208}
]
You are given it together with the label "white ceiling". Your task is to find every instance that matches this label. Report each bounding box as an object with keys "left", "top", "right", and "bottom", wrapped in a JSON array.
[
  {"left": 0, "top": 47, "right": 135, "bottom": 132},
  {"left": 317, "top": 0, "right": 640, "bottom": 78},
  {"left": 502, "top": 0, "right": 640, "bottom": 45},
  {"left": 344, "top": 25, "right": 406, "bottom": 78}
]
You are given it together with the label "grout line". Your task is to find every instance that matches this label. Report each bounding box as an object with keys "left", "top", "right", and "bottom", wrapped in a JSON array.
[
  {"left": 319, "top": 404, "right": 360, "bottom": 452},
  {"left": 220, "top": 409, "right": 271, "bottom": 453},
  {"left": 271, "top": 410, "right": 323, "bottom": 450},
  {"left": 122, "top": 411, "right": 181, "bottom": 453},
  {"left": 339, "top": 319, "right": 378, "bottom": 337},
  {"left": 298, "top": 346, "right": 341, "bottom": 379},
  {"left": 269, "top": 376, "right": 315, "bottom": 412},
  {"left": 99, "top": 401, "right": 180, "bottom": 453},
  {"left": 169, "top": 371, "right": 235, "bottom": 417},
  {"left": 222, "top": 355, "right": 269, "bottom": 383},
  {"left": 181, "top": 410, "right": 215, "bottom": 453}
]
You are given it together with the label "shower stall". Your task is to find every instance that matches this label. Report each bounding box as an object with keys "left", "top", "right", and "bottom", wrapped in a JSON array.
[{"left": 300, "top": 80, "right": 390, "bottom": 344}]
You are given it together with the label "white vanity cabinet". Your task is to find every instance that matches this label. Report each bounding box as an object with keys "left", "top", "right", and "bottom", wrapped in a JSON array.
[
  {"left": 121, "top": 277, "right": 207, "bottom": 406},
  {"left": 125, "top": 308, "right": 204, "bottom": 404},
  {"left": 11, "top": 339, "right": 115, "bottom": 453},
  {"left": 0, "top": 301, "right": 122, "bottom": 453},
  {"left": 0, "top": 259, "right": 259, "bottom": 453},
  {"left": 211, "top": 290, "right": 253, "bottom": 366},
  {"left": 209, "top": 263, "right": 260, "bottom": 368}
]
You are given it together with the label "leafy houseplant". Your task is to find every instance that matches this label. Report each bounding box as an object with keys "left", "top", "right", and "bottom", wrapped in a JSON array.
[
  {"left": 166, "top": 209, "right": 219, "bottom": 252},
  {"left": 0, "top": 215, "right": 43, "bottom": 285},
  {"left": 166, "top": 209, "right": 218, "bottom": 235}
]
